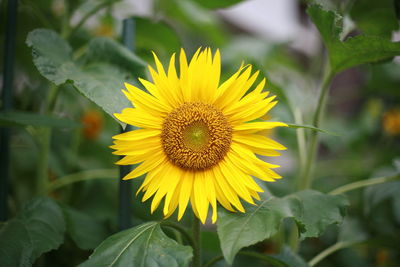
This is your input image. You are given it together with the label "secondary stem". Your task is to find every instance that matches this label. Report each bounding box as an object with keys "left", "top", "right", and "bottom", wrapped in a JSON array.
[
  {"left": 288, "top": 220, "right": 299, "bottom": 252},
  {"left": 203, "top": 255, "right": 224, "bottom": 267},
  {"left": 161, "top": 221, "right": 195, "bottom": 249},
  {"left": 308, "top": 241, "right": 352, "bottom": 267},
  {"left": 67, "top": 0, "right": 114, "bottom": 38},
  {"left": 36, "top": 84, "right": 60, "bottom": 195},
  {"left": 192, "top": 215, "right": 201, "bottom": 267},
  {"left": 294, "top": 108, "right": 307, "bottom": 190},
  {"left": 329, "top": 174, "right": 400, "bottom": 195},
  {"left": 300, "top": 67, "right": 335, "bottom": 190},
  {"left": 46, "top": 168, "right": 117, "bottom": 193}
]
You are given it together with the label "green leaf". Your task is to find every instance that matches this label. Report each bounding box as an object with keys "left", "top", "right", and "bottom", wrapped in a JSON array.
[
  {"left": 26, "top": 28, "right": 72, "bottom": 85},
  {"left": 26, "top": 29, "right": 146, "bottom": 126},
  {"left": 217, "top": 190, "right": 348, "bottom": 264},
  {"left": 307, "top": 4, "right": 400, "bottom": 73},
  {"left": 156, "top": 0, "right": 227, "bottom": 46},
  {"left": 82, "top": 37, "right": 146, "bottom": 74},
  {"left": 217, "top": 195, "right": 303, "bottom": 265},
  {"left": 79, "top": 222, "right": 193, "bottom": 267},
  {"left": 272, "top": 246, "right": 308, "bottom": 267},
  {"left": 364, "top": 179, "right": 400, "bottom": 213},
  {"left": 192, "top": 0, "right": 244, "bottom": 9},
  {"left": 338, "top": 218, "right": 367, "bottom": 244},
  {"left": 286, "top": 123, "right": 339, "bottom": 136},
  {"left": 293, "top": 190, "right": 348, "bottom": 238},
  {"left": 62, "top": 205, "right": 109, "bottom": 250},
  {"left": 350, "top": 0, "right": 399, "bottom": 38},
  {"left": 63, "top": 63, "right": 132, "bottom": 126},
  {"left": 0, "top": 111, "right": 79, "bottom": 128},
  {"left": 0, "top": 197, "right": 66, "bottom": 266},
  {"left": 135, "top": 17, "right": 181, "bottom": 61}
]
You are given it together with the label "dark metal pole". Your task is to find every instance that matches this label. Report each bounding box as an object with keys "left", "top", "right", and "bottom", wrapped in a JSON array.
[
  {"left": 118, "top": 18, "right": 135, "bottom": 230},
  {"left": 0, "top": 0, "right": 18, "bottom": 221}
]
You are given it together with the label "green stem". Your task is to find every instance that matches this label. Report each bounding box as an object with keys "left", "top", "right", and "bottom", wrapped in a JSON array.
[
  {"left": 300, "top": 66, "right": 335, "bottom": 190},
  {"left": 46, "top": 168, "right": 117, "bottom": 193},
  {"left": 161, "top": 221, "right": 195, "bottom": 248},
  {"left": 36, "top": 128, "right": 51, "bottom": 195},
  {"left": 203, "top": 251, "right": 285, "bottom": 267},
  {"left": 36, "top": 84, "right": 61, "bottom": 195},
  {"left": 238, "top": 251, "right": 286, "bottom": 267},
  {"left": 288, "top": 220, "right": 299, "bottom": 252},
  {"left": 45, "top": 84, "right": 60, "bottom": 113},
  {"left": 294, "top": 108, "right": 307, "bottom": 190},
  {"left": 60, "top": 0, "right": 70, "bottom": 38},
  {"left": 203, "top": 255, "right": 224, "bottom": 267},
  {"left": 67, "top": 0, "right": 114, "bottom": 38},
  {"left": 329, "top": 174, "right": 400, "bottom": 195},
  {"left": 192, "top": 215, "right": 201, "bottom": 267},
  {"left": 308, "top": 241, "right": 353, "bottom": 267}
]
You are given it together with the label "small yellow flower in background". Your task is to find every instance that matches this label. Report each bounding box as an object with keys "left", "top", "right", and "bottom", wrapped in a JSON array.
[
  {"left": 383, "top": 108, "right": 400, "bottom": 136},
  {"left": 81, "top": 110, "right": 103, "bottom": 140},
  {"left": 94, "top": 24, "right": 114, "bottom": 37},
  {"left": 111, "top": 48, "right": 287, "bottom": 223}
]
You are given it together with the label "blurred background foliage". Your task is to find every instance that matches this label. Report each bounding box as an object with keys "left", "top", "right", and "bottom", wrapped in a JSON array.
[{"left": 0, "top": 0, "right": 399, "bottom": 266}]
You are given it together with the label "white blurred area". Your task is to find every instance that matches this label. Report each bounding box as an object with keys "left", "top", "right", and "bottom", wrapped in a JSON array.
[
  {"left": 73, "top": 0, "right": 319, "bottom": 56},
  {"left": 218, "top": 0, "right": 319, "bottom": 55}
]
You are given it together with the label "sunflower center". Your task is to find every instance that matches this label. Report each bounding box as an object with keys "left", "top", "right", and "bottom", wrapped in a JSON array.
[{"left": 161, "top": 102, "right": 232, "bottom": 170}]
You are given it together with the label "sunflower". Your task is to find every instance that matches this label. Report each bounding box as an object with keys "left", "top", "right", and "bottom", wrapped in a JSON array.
[{"left": 111, "top": 48, "right": 287, "bottom": 224}]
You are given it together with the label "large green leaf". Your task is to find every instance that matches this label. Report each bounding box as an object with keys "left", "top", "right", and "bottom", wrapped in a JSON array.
[
  {"left": 82, "top": 37, "right": 146, "bottom": 74},
  {"left": 26, "top": 28, "right": 72, "bottom": 85},
  {"left": 0, "top": 111, "right": 79, "bottom": 128},
  {"left": 157, "top": 0, "right": 227, "bottom": 46},
  {"left": 350, "top": 0, "right": 399, "bottom": 38},
  {"left": 26, "top": 29, "right": 145, "bottom": 125},
  {"left": 293, "top": 190, "right": 348, "bottom": 238},
  {"left": 217, "top": 190, "right": 348, "bottom": 264},
  {"left": 338, "top": 218, "right": 367, "bottom": 244},
  {"left": 79, "top": 222, "right": 192, "bottom": 267},
  {"left": 135, "top": 17, "right": 181, "bottom": 61},
  {"left": 62, "top": 205, "right": 109, "bottom": 250},
  {"left": 307, "top": 4, "right": 400, "bottom": 73},
  {"left": 364, "top": 179, "right": 400, "bottom": 213},
  {"left": 272, "top": 246, "right": 308, "bottom": 267},
  {"left": 217, "top": 195, "right": 303, "bottom": 265},
  {"left": 0, "top": 197, "right": 66, "bottom": 266}
]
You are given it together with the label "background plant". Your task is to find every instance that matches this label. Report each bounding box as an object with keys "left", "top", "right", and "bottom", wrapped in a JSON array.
[{"left": 0, "top": 0, "right": 399, "bottom": 266}]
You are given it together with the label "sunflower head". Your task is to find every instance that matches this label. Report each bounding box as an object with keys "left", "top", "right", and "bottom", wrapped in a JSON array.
[{"left": 111, "top": 48, "right": 287, "bottom": 223}]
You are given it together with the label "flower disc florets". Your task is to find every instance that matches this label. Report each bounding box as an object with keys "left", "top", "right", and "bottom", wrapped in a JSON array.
[{"left": 161, "top": 102, "right": 232, "bottom": 170}]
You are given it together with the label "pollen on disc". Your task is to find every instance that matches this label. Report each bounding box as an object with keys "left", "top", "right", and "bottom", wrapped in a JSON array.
[{"left": 161, "top": 102, "right": 232, "bottom": 170}]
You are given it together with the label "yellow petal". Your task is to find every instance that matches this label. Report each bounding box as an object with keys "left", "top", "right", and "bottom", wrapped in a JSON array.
[
  {"left": 113, "top": 129, "right": 160, "bottom": 141},
  {"left": 233, "top": 133, "right": 287, "bottom": 151},
  {"left": 193, "top": 171, "right": 209, "bottom": 224},
  {"left": 212, "top": 164, "right": 245, "bottom": 212},
  {"left": 162, "top": 165, "right": 183, "bottom": 215},
  {"left": 214, "top": 65, "right": 252, "bottom": 109},
  {"left": 123, "top": 82, "right": 171, "bottom": 115},
  {"left": 123, "top": 151, "right": 167, "bottom": 180},
  {"left": 177, "top": 171, "right": 194, "bottom": 221},
  {"left": 114, "top": 108, "right": 163, "bottom": 129},
  {"left": 219, "top": 160, "right": 255, "bottom": 204},
  {"left": 204, "top": 169, "right": 218, "bottom": 223},
  {"left": 111, "top": 136, "right": 161, "bottom": 155},
  {"left": 230, "top": 142, "right": 279, "bottom": 182},
  {"left": 213, "top": 175, "right": 235, "bottom": 212},
  {"left": 234, "top": 122, "right": 288, "bottom": 133},
  {"left": 141, "top": 162, "right": 171, "bottom": 201}
]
